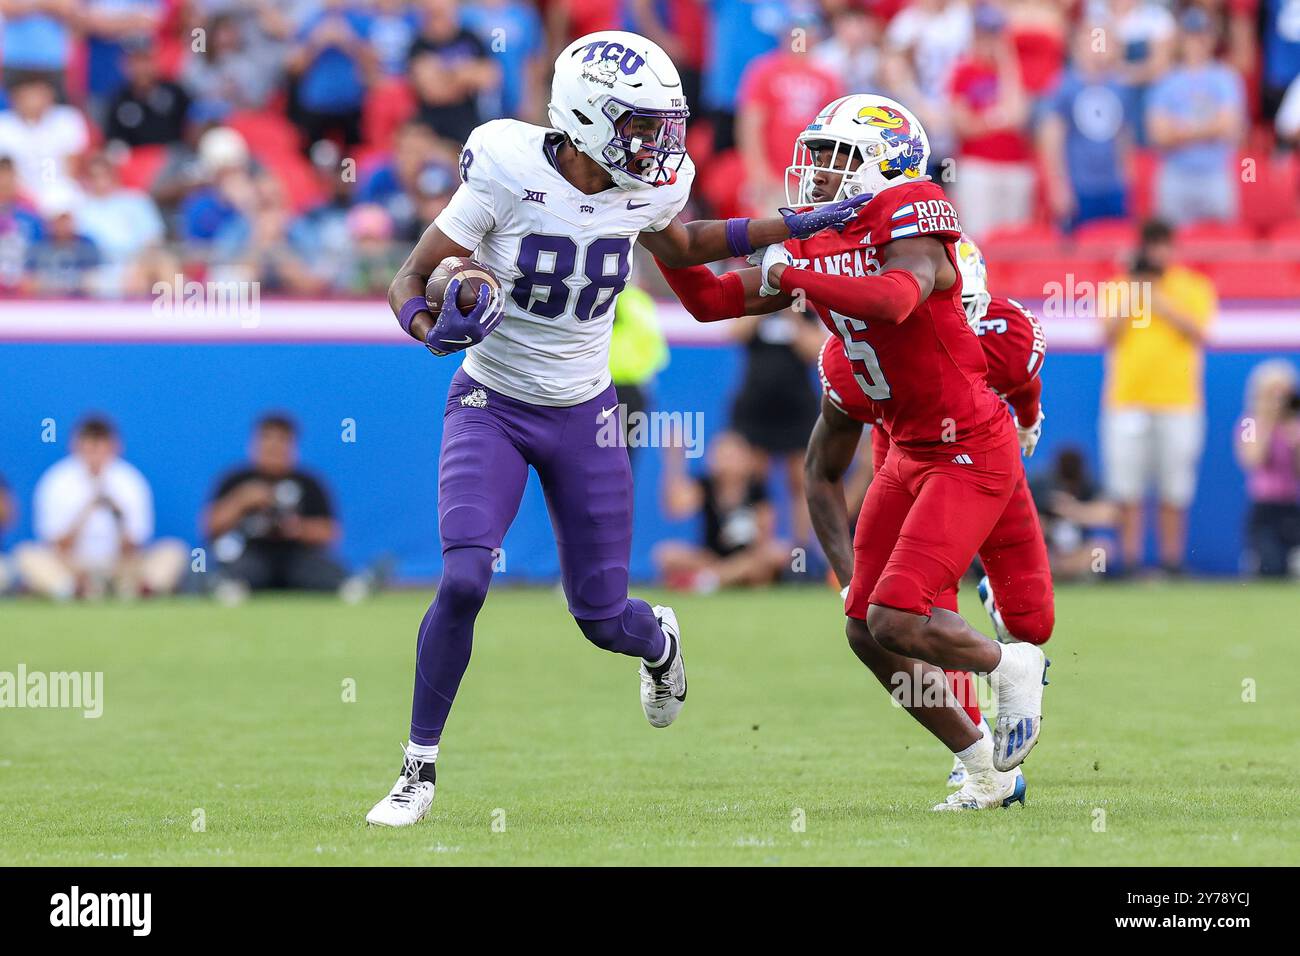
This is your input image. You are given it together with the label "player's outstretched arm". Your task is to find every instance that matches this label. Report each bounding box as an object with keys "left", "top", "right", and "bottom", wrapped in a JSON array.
[
  {"left": 767, "top": 236, "right": 952, "bottom": 325},
  {"left": 804, "top": 396, "right": 865, "bottom": 590},
  {"left": 655, "top": 259, "right": 792, "bottom": 321},
  {"left": 387, "top": 223, "right": 475, "bottom": 343},
  {"left": 639, "top": 194, "right": 870, "bottom": 268}
]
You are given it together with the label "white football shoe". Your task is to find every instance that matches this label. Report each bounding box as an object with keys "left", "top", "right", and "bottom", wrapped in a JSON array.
[
  {"left": 977, "top": 575, "right": 1015, "bottom": 643},
  {"left": 639, "top": 605, "right": 687, "bottom": 728},
  {"left": 946, "top": 755, "right": 967, "bottom": 789},
  {"left": 933, "top": 766, "right": 1026, "bottom": 811},
  {"left": 989, "top": 642, "right": 1050, "bottom": 771},
  {"left": 365, "top": 748, "right": 436, "bottom": 827}
]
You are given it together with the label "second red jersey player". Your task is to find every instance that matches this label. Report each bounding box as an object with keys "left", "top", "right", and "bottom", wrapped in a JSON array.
[
  {"left": 817, "top": 293, "right": 1055, "bottom": 648},
  {"left": 657, "top": 93, "right": 1049, "bottom": 809}
]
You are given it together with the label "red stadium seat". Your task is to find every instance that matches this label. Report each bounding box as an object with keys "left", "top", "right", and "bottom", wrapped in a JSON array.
[
  {"left": 1070, "top": 218, "right": 1135, "bottom": 260},
  {"left": 1176, "top": 221, "right": 1256, "bottom": 242},
  {"left": 117, "top": 144, "right": 168, "bottom": 191},
  {"left": 157, "top": 0, "right": 188, "bottom": 79},
  {"left": 1239, "top": 150, "right": 1300, "bottom": 232},
  {"left": 1264, "top": 220, "right": 1300, "bottom": 260},
  {"left": 1176, "top": 221, "right": 1258, "bottom": 262},
  {"left": 1129, "top": 149, "right": 1158, "bottom": 219},
  {"left": 1071, "top": 218, "right": 1132, "bottom": 243},
  {"left": 1196, "top": 257, "right": 1300, "bottom": 298},
  {"left": 227, "top": 110, "right": 303, "bottom": 159},
  {"left": 363, "top": 78, "right": 417, "bottom": 151},
  {"left": 988, "top": 255, "right": 1112, "bottom": 300},
  {"left": 696, "top": 148, "right": 747, "bottom": 220},
  {"left": 1267, "top": 219, "right": 1300, "bottom": 241},
  {"left": 980, "top": 223, "right": 1065, "bottom": 264},
  {"left": 259, "top": 149, "right": 324, "bottom": 213}
]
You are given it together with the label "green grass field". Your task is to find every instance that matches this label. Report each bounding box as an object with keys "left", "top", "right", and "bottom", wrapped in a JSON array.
[{"left": 1, "top": 582, "right": 1296, "bottom": 866}]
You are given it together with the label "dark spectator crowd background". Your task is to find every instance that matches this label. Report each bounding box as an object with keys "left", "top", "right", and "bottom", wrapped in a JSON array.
[{"left": 1, "top": 0, "right": 1299, "bottom": 596}]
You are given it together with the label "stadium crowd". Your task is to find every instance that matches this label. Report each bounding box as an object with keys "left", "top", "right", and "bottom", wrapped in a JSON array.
[{"left": 1, "top": 0, "right": 1299, "bottom": 297}]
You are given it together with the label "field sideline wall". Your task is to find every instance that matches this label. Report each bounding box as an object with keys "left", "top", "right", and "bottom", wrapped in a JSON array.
[{"left": 2, "top": 300, "right": 1297, "bottom": 581}]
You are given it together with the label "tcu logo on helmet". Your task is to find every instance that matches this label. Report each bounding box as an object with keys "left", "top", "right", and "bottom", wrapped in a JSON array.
[{"left": 579, "top": 40, "right": 646, "bottom": 77}]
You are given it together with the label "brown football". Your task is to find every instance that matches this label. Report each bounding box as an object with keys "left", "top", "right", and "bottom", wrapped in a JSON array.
[{"left": 425, "top": 256, "right": 501, "bottom": 316}]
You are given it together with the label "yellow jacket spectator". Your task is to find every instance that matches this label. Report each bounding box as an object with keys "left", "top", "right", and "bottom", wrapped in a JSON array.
[
  {"left": 1098, "top": 220, "right": 1215, "bottom": 575},
  {"left": 1103, "top": 266, "right": 1216, "bottom": 412}
]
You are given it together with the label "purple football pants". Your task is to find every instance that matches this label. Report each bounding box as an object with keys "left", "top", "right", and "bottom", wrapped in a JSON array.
[{"left": 409, "top": 368, "right": 666, "bottom": 745}]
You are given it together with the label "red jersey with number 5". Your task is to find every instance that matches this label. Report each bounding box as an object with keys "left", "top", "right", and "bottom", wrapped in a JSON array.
[
  {"left": 786, "top": 179, "right": 1010, "bottom": 455},
  {"left": 818, "top": 296, "right": 1047, "bottom": 426}
]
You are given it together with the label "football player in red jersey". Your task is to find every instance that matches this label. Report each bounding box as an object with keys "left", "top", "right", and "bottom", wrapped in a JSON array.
[
  {"left": 806, "top": 234, "right": 1056, "bottom": 794},
  {"left": 656, "top": 94, "right": 1048, "bottom": 810}
]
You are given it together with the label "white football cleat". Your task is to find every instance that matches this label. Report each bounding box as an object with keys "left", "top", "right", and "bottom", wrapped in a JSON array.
[
  {"left": 989, "top": 642, "right": 1050, "bottom": 771},
  {"left": 946, "top": 755, "right": 967, "bottom": 788},
  {"left": 365, "top": 748, "right": 436, "bottom": 827},
  {"left": 933, "top": 766, "right": 1026, "bottom": 811},
  {"left": 977, "top": 575, "right": 1015, "bottom": 643},
  {"left": 640, "top": 605, "right": 687, "bottom": 728}
]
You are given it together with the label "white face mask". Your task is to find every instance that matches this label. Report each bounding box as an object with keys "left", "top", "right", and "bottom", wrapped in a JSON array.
[{"left": 787, "top": 138, "right": 871, "bottom": 208}]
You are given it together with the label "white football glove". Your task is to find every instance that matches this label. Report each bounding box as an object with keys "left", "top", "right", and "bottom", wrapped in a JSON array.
[
  {"left": 747, "top": 243, "right": 793, "bottom": 296},
  {"left": 1017, "top": 408, "right": 1045, "bottom": 458}
]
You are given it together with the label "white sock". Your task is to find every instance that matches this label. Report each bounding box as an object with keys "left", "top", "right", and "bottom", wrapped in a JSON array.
[
  {"left": 645, "top": 632, "right": 673, "bottom": 668},
  {"left": 987, "top": 641, "right": 1009, "bottom": 677},
  {"left": 406, "top": 741, "right": 439, "bottom": 762},
  {"left": 955, "top": 728, "right": 993, "bottom": 775}
]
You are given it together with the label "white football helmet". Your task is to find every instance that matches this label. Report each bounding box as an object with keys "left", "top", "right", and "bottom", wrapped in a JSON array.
[
  {"left": 955, "top": 233, "right": 991, "bottom": 328},
  {"left": 548, "top": 31, "right": 689, "bottom": 189},
  {"left": 786, "top": 93, "right": 930, "bottom": 208}
]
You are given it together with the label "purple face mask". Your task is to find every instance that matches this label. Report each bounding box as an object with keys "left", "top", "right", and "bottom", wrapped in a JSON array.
[{"left": 599, "top": 98, "right": 689, "bottom": 186}]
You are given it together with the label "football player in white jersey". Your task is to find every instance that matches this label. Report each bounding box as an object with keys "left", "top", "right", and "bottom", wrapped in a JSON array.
[{"left": 367, "top": 31, "right": 867, "bottom": 826}]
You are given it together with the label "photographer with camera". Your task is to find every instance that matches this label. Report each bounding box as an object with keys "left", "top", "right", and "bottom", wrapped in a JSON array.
[
  {"left": 1236, "top": 360, "right": 1300, "bottom": 577},
  {"left": 206, "top": 414, "right": 349, "bottom": 599},
  {"left": 1099, "top": 219, "right": 1216, "bottom": 576},
  {"left": 16, "top": 416, "right": 187, "bottom": 599}
]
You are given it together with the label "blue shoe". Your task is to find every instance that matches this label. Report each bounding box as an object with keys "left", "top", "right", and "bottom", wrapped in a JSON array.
[{"left": 1001, "top": 769, "right": 1027, "bottom": 807}]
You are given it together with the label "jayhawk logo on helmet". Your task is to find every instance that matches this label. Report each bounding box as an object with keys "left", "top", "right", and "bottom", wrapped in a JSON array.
[
  {"left": 854, "top": 105, "right": 908, "bottom": 131},
  {"left": 855, "top": 105, "right": 924, "bottom": 181}
]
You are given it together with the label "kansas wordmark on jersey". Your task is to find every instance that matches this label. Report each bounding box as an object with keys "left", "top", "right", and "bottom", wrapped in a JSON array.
[
  {"left": 786, "top": 179, "right": 1009, "bottom": 455},
  {"left": 434, "top": 119, "right": 695, "bottom": 406}
]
